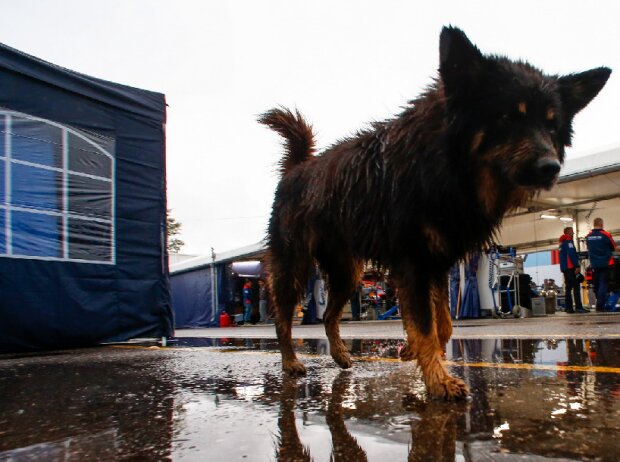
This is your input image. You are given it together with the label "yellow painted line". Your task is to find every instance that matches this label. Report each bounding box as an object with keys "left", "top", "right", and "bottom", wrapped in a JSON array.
[
  {"left": 451, "top": 333, "right": 620, "bottom": 339},
  {"left": 106, "top": 345, "right": 620, "bottom": 374},
  {"left": 444, "top": 360, "right": 620, "bottom": 374},
  {"left": 108, "top": 345, "right": 174, "bottom": 350},
  {"left": 357, "top": 356, "right": 620, "bottom": 374},
  {"left": 354, "top": 356, "right": 620, "bottom": 374}
]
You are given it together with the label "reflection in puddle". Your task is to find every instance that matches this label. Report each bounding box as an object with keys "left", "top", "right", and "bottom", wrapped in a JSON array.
[
  {"left": 171, "top": 337, "right": 620, "bottom": 460},
  {"left": 175, "top": 336, "right": 620, "bottom": 370},
  {"left": 0, "top": 338, "right": 619, "bottom": 460}
]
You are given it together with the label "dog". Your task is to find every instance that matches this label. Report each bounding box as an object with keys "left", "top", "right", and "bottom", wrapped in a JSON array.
[{"left": 259, "top": 26, "right": 611, "bottom": 400}]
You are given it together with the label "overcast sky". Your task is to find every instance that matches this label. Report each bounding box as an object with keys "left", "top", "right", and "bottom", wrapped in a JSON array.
[{"left": 1, "top": 1, "right": 618, "bottom": 256}]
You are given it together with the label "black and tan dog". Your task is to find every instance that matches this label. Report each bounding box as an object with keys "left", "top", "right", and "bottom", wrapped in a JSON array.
[{"left": 259, "top": 27, "right": 610, "bottom": 400}]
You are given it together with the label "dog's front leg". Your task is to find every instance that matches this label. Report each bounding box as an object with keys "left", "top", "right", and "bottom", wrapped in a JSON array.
[
  {"left": 432, "top": 279, "right": 453, "bottom": 347},
  {"left": 396, "top": 269, "right": 468, "bottom": 400}
]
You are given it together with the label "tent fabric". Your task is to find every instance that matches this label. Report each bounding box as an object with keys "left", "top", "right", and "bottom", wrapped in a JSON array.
[
  {"left": 170, "top": 262, "right": 238, "bottom": 329},
  {"left": 449, "top": 264, "right": 460, "bottom": 318},
  {"left": 170, "top": 268, "right": 213, "bottom": 328},
  {"left": 0, "top": 42, "right": 172, "bottom": 351},
  {"left": 0, "top": 42, "right": 164, "bottom": 123},
  {"left": 216, "top": 263, "right": 232, "bottom": 319},
  {"left": 459, "top": 254, "right": 481, "bottom": 319},
  {"left": 450, "top": 255, "right": 482, "bottom": 319}
]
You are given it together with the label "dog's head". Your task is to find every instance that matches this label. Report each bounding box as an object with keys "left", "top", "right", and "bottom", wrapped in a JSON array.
[{"left": 439, "top": 26, "right": 611, "bottom": 190}]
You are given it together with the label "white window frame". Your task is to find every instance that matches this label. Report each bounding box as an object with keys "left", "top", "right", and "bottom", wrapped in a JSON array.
[{"left": 0, "top": 110, "right": 116, "bottom": 264}]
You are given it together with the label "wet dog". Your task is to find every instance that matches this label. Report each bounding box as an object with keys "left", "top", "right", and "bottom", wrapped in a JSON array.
[{"left": 259, "top": 27, "right": 610, "bottom": 400}]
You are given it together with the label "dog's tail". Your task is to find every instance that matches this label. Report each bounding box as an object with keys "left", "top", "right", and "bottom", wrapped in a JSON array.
[{"left": 258, "top": 107, "right": 315, "bottom": 176}]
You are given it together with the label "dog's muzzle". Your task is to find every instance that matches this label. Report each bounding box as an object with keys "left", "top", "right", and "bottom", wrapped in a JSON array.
[{"left": 533, "top": 158, "right": 561, "bottom": 188}]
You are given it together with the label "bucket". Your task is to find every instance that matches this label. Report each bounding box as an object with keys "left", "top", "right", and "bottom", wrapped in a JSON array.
[{"left": 219, "top": 312, "right": 232, "bottom": 328}]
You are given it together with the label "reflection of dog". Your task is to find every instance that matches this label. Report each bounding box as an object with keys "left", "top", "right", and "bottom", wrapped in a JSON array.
[
  {"left": 326, "top": 372, "right": 367, "bottom": 461},
  {"left": 403, "top": 394, "right": 467, "bottom": 461},
  {"left": 275, "top": 377, "right": 311, "bottom": 462},
  {"left": 275, "top": 373, "right": 367, "bottom": 461},
  {"left": 260, "top": 27, "right": 611, "bottom": 400}
]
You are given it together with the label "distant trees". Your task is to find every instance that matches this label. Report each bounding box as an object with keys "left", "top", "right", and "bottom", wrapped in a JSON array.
[{"left": 167, "top": 209, "right": 185, "bottom": 253}]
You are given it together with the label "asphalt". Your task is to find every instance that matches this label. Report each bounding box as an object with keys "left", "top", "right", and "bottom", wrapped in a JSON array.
[{"left": 1, "top": 312, "right": 620, "bottom": 461}]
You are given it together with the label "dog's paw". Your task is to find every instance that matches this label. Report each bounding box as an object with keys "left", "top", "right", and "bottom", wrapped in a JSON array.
[
  {"left": 399, "top": 342, "right": 417, "bottom": 361},
  {"left": 333, "top": 352, "right": 352, "bottom": 369},
  {"left": 283, "top": 360, "right": 307, "bottom": 377},
  {"left": 427, "top": 375, "right": 469, "bottom": 401}
]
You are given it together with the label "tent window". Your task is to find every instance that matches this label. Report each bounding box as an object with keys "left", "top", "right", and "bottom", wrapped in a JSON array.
[{"left": 0, "top": 110, "right": 115, "bottom": 264}]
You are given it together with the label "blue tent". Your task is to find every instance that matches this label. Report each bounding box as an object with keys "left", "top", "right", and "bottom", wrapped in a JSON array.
[
  {"left": 171, "top": 266, "right": 216, "bottom": 328},
  {"left": 0, "top": 43, "right": 172, "bottom": 351},
  {"left": 171, "top": 262, "right": 235, "bottom": 328}
]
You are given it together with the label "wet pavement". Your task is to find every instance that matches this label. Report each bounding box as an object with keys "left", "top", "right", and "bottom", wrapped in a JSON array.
[{"left": 2, "top": 322, "right": 620, "bottom": 460}]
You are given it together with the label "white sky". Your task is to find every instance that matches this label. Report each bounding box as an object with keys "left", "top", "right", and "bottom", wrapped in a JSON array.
[{"left": 1, "top": 1, "right": 618, "bottom": 256}]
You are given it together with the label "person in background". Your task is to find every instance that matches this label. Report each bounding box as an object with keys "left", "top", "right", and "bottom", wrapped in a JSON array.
[
  {"left": 349, "top": 281, "right": 363, "bottom": 321},
  {"left": 575, "top": 267, "right": 585, "bottom": 285},
  {"left": 559, "top": 226, "right": 587, "bottom": 313},
  {"left": 586, "top": 217, "right": 616, "bottom": 311},
  {"left": 242, "top": 279, "right": 254, "bottom": 325},
  {"left": 258, "top": 279, "right": 268, "bottom": 323}
]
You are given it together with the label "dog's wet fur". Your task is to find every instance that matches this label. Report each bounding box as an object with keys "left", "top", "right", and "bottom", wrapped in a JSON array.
[{"left": 259, "top": 27, "right": 611, "bottom": 400}]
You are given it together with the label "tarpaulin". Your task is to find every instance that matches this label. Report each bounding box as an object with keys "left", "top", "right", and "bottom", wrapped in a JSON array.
[
  {"left": 216, "top": 263, "right": 232, "bottom": 320},
  {"left": 459, "top": 254, "right": 481, "bottom": 319},
  {"left": 0, "top": 42, "right": 172, "bottom": 351},
  {"left": 170, "top": 268, "right": 213, "bottom": 328}
]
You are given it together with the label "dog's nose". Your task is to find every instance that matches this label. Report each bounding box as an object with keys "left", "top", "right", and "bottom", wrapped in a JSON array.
[{"left": 535, "top": 158, "right": 561, "bottom": 179}]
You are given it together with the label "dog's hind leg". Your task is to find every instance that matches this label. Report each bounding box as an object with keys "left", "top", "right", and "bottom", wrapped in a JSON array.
[
  {"left": 269, "top": 255, "right": 308, "bottom": 376},
  {"left": 323, "top": 288, "right": 354, "bottom": 369},
  {"left": 395, "top": 268, "right": 468, "bottom": 400}
]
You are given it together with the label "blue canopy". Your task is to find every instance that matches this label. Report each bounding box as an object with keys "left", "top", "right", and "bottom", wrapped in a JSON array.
[{"left": 0, "top": 42, "right": 172, "bottom": 351}]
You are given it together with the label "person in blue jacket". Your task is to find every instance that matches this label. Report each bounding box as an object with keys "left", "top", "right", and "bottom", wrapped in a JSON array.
[
  {"left": 586, "top": 218, "right": 616, "bottom": 311},
  {"left": 559, "top": 227, "right": 586, "bottom": 313},
  {"left": 242, "top": 279, "right": 254, "bottom": 324}
]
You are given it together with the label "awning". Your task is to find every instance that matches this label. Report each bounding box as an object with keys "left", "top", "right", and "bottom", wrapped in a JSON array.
[
  {"left": 497, "top": 145, "right": 620, "bottom": 252},
  {"left": 231, "top": 260, "right": 263, "bottom": 278}
]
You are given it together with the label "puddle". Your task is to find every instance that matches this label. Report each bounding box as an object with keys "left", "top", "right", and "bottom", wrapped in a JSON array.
[{"left": 1, "top": 338, "right": 619, "bottom": 460}]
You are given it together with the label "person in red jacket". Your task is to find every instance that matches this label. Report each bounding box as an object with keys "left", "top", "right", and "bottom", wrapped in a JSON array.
[
  {"left": 559, "top": 227, "right": 586, "bottom": 313},
  {"left": 242, "top": 280, "right": 254, "bottom": 324}
]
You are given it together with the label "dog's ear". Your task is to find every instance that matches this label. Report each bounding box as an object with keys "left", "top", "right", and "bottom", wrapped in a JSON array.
[
  {"left": 558, "top": 67, "right": 611, "bottom": 117},
  {"left": 439, "top": 26, "right": 484, "bottom": 98}
]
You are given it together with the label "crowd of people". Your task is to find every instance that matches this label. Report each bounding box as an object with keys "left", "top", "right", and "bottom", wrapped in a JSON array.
[
  {"left": 239, "top": 278, "right": 270, "bottom": 325},
  {"left": 559, "top": 217, "right": 617, "bottom": 313}
]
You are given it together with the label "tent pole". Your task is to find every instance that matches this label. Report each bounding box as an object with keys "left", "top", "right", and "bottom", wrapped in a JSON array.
[
  {"left": 214, "top": 266, "right": 219, "bottom": 321},
  {"left": 574, "top": 210, "right": 581, "bottom": 252},
  {"left": 210, "top": 247, "right": 217, "bottom": 325}
]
